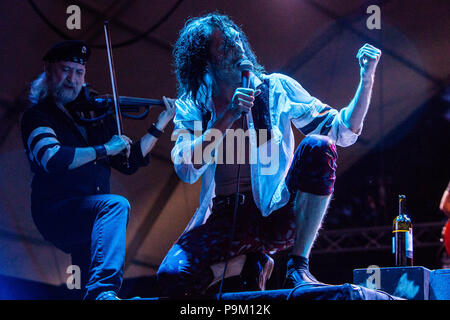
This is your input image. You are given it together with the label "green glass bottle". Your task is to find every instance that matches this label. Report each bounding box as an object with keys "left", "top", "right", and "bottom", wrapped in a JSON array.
[{"left": 392, "top": 195, "right": 413, "bottom": 266}]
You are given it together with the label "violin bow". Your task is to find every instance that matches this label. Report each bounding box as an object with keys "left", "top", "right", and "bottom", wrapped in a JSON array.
[{"left": 104, "top": 20, "right": 129, "bottom": 167}]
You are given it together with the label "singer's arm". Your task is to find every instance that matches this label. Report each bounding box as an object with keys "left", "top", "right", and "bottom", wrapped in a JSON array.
[
  {"left": 341, "top": 44, "right": 381, "bottom": 133},
  {"left": 341, "top": 77, "right": 374, "bottom": 134}
]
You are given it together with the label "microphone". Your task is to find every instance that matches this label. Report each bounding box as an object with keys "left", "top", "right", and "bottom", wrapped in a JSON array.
[
  {"left": 239, "top": 59, "right": 253, "bottom": 88},
  {"left": 238, "top": 60, "right": 254, "bottom": 118}
]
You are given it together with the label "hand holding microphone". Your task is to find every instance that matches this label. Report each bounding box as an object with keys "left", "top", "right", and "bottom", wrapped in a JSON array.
[{"left": 227, "top": 60, "right": 260, "bottom": 121}]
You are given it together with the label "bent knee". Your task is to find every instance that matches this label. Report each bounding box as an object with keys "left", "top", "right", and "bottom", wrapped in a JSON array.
[
  {"left": 300, "top": 134, "right": 337, "bottom": 158},
  {"left": 98, "top": 194, "right": 131, "bottom": 222},
  {"left": 157, "top": 266, "right": 196, "bottom": 296},
  {"left": 107, "top": 195, "right": 131, "bottom": 211},
  {"left": 286, "top": 135, "right": 338, "bottom": 196}
]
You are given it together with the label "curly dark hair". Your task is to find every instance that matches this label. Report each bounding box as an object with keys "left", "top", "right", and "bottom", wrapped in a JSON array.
[{"left": 173, "top": 13, "right": 265, "bottom": 102}]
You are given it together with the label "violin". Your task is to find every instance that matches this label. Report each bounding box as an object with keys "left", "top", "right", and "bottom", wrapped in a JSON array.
[
  {"left": 68, "top": 84, "right": 164, "bottom": 122},
  {"left": 69, "top": 20, "right": 165, "bottom": 123}
]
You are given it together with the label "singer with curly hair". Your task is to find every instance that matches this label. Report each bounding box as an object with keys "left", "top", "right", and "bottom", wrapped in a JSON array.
[{"left": 157, "top": 13, "right": 381, "bottom": 296}]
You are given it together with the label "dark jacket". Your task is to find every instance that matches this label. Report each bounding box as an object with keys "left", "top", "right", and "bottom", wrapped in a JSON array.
[{"left": 20, "top": 96, "right": 150, "bottom": 205}]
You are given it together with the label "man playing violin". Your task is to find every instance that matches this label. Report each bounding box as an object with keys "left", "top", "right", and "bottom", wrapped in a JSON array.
[{"left": 21, "top": 40, "right": 175, "bottom": 300}]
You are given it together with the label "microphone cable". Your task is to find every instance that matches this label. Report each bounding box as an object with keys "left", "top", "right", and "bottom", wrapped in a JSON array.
[
  {"left": 217, "top": 115, "right": 245, "bottom": 300},
  {"left": 217, "top": 60, "right": 253, "bottom": 300}
]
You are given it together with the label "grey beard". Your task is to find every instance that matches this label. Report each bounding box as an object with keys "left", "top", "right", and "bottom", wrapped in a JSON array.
[{"left": 52, "top": 85, "right": 79, "bottom": 105}]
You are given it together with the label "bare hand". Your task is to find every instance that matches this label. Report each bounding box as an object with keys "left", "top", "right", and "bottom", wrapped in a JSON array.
[
  {"left": 156, "top": 96, "right": 176, "bottom": 130},
  {"left": 227, "top": 87, "right": 261, "bottom": 121},
  {"left": 357, "top": 43, "right": 382, "bottom": 80},
  {"left": 104, "top": 135, "right": 132, "bottom": 157}
]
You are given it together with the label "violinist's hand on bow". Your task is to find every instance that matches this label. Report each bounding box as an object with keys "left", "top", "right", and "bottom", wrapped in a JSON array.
[
  {"left": 104, "top": 134, "right": 132, "bottom": 158},
  {"left": 156, "top": 96, "right": 176, "bottom": 130}
]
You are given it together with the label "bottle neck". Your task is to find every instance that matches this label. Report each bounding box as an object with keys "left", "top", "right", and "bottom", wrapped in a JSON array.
[{"left": 398, "top": 196, "right": 407, "bottom": 217}]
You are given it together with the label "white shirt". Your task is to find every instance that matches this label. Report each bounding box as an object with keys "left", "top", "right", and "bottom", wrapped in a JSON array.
[{"left": 171, "top": 73, "right": 361, "bottom": 234}]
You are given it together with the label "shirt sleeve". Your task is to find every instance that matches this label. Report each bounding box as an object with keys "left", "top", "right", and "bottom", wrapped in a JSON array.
[
  {"left": 171, "top": 97, "right": 212, "bottom": 184},
  {"left": 21, "top": 108, "right": 75, "bottom": 174},
  {"left": 109, "top": 139, "right": 151, "bottom": 175},
  {"left": 102, "top": 114, "right": 150, "bottom": 175},
  {"left": 276, "top": 73, "right": 360, "bottom": 147}
]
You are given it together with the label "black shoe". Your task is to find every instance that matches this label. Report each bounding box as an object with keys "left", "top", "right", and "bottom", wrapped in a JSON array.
[
  {"left": 241, "top": 252, "right": 274, "bottom": 291},
  {"left": 284, "top": 267, "right": 322, "bottom": 288},
  {"left": 283, "top": 255, "right": 323, "bottom": 288}
]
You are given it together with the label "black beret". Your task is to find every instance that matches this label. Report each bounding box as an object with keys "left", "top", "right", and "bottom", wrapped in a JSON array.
[{"left": 43, "top": 40, "right": 91, "bottom": 65}]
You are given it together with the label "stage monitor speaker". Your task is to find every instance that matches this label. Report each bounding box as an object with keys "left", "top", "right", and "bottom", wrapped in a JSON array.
[
  {"left": 354, "top": 266, "right": 450, "bottom": 300},
  {"left": 429, "top": 268, "right": 450, "bottom": 300},
  {"left": 353, "top": 266, "right": 431, "bottom": 300}
]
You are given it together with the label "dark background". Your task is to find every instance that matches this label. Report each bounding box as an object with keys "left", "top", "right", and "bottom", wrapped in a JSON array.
[{"left": 0, "top": 0, "right": 448, "bottom": 299}]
